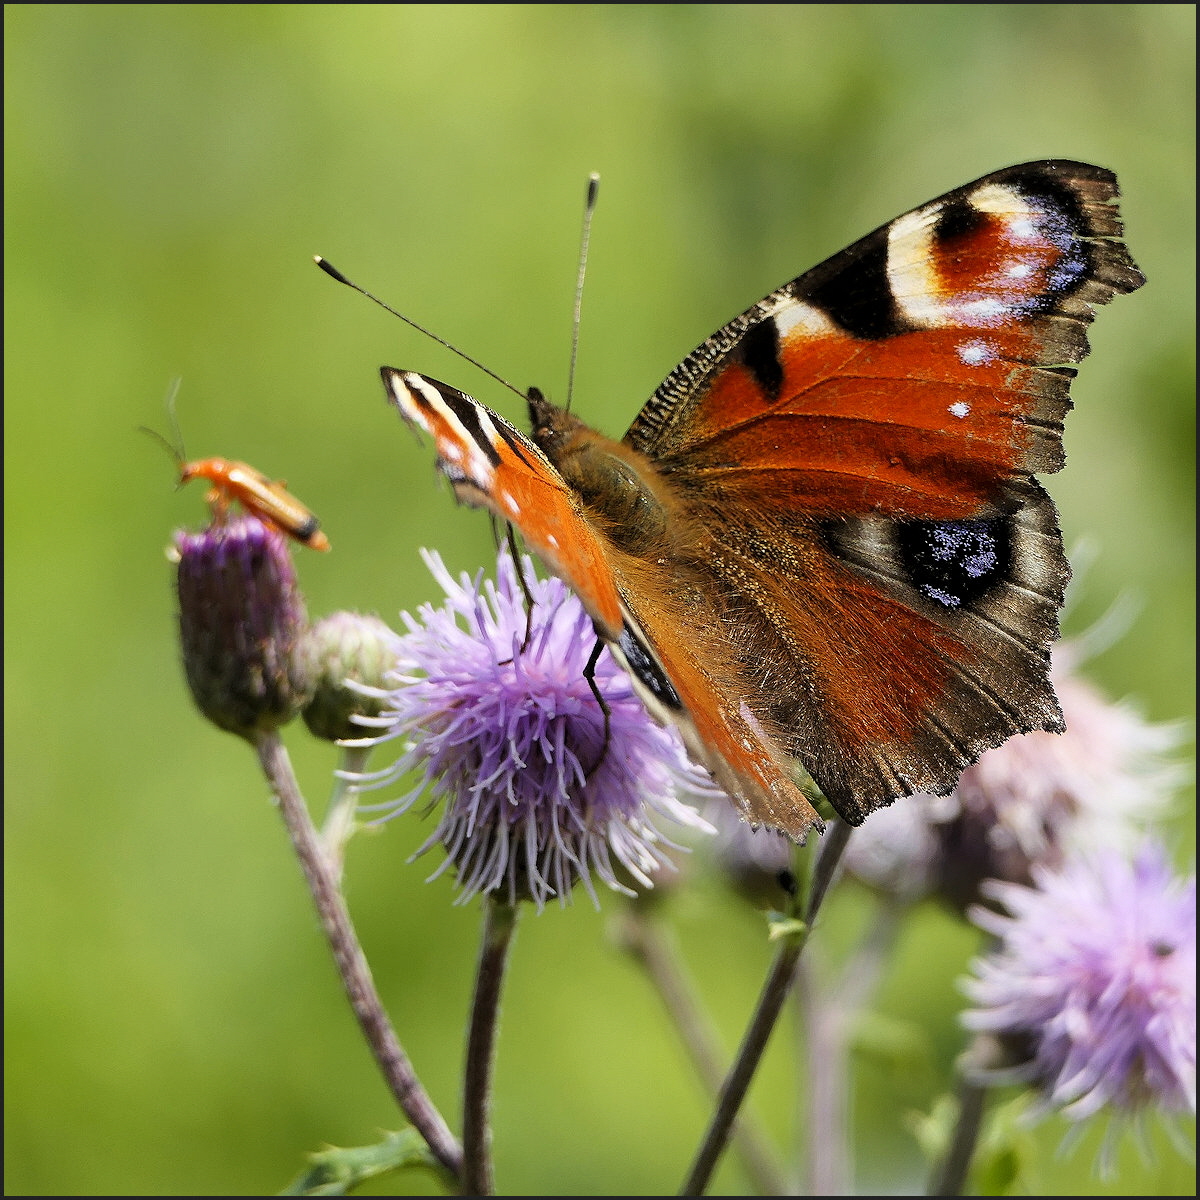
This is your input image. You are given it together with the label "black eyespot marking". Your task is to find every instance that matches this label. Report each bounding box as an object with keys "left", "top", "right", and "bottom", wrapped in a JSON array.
[
  {"left": 803, "top": 236, "right": 902, "bottom": 340},
  {"left": 1013, "top": 173, "right": 1090, "bottom": 242},
  {"left": 1011, "top": 178, "right": 1092, "bottom": 301},
  {"left": 896, "top": 518, "right": 1010, "bottom": 609},
  {"left": 619, "top": 625, "right": 682, "bottom": 710},
  {"left": 933, "top": 196, "right": 986, "bottom": 245},
  {"left": 739, "top": 319, "right": 783, "bottom": 402}
]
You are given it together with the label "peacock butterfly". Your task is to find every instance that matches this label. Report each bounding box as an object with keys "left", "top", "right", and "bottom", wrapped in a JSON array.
[{"left": 374, "top": 161, "right": 1143, "bottom": 841}]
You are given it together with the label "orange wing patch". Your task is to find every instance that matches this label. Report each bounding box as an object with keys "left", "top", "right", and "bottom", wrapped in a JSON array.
[{"left": 381, "top": 369, "right": 625, "bottom": 638}]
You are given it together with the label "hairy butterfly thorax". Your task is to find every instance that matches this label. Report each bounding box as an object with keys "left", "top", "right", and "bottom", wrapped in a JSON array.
[{"left": 528, "top": 390, "right": 684, "bottom": 561}]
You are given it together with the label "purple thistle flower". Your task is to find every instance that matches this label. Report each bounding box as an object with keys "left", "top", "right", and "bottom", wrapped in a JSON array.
[
  {"left": 962, "top": 841, "right": 1196, "bottom": 1120},
  {"left": 358, "top": 549, "right": 713, "bottom": 909},
  {"left": 174, "top": 513, "right": 312, "bottom": 740}
]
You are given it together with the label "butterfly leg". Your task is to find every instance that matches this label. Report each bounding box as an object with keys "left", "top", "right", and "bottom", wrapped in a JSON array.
[
  {"left": 504, "top": 523, "right": 536, "bottom": 653},
  {"left": 582, "top": 636, "right": 611, "bottom": 780}
]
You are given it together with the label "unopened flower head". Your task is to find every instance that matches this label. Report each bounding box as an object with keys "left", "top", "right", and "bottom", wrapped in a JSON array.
[
  {"left": 361, "top": 550, "right": 713, "bottom": 909},
  {"left": 962, "top": 841, "right": 1196, "bottom": 1121},
  {"left": 302, "top": 611, "right": 398, "bottom": 742},
  {"left": 844, "top": 646, "right": 1186, "bottom": 910},
  {"left": 174, "top": 513, "right": 312, "bottom": 740}
]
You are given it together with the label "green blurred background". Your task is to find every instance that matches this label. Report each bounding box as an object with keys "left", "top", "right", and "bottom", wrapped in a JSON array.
[{"left": 5, "top": 5, "right": 1194, "bottom": 1195}]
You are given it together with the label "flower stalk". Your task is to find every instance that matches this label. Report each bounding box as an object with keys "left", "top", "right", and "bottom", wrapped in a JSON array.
[
  {"left": 927, "top": 1040, "right": 994, "bottom": 1196},
  {"left": 798, "top": 899, "right": 906, "bottom": 1195},
  {"left": 613, "top": 904, "right": 788, "bottom": 1195},
  {"left": 254, "top": 729, "right": 463, "bottom": 1180},
  {"left": 462, "top": 898, "right": 520, "bottom": 1196},
  {"left": 681, "top": 818, "right": 853, "bottom": 1195}
]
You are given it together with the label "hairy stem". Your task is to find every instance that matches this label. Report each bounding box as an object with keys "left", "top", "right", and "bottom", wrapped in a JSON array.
[
  {"left": 320, "top": 742, "right": 373, "bottom": 882},
  {"left": 255, "top": 731, "right": 462, "bottom": 1179}
]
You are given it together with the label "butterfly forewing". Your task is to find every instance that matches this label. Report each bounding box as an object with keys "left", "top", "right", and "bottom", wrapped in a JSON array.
[
  {"left": 627, "top": 160, "right": 1142, "bottom": 489},
  {"left": 382, "top": 368, "right": 626, "bottom": 637}
]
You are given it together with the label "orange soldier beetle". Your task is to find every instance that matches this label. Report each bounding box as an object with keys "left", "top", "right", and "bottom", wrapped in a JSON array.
[{"left": 142, "top": 384, "right": 331, "bottom": 551}]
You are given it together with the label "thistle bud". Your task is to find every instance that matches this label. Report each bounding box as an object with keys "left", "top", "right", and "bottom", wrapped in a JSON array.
[
  {"left": 175, "top": 514, "right": 313, "bottom": 740},
  {"left": 301, "top": 611, "right": 398, "bottom": 742}
]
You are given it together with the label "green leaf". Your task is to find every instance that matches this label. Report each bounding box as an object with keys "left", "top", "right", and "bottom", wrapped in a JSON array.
[
  {"left": 765, "top": 914, "right": 807, "bottom": 941},
  {"left": 280, "top": 1128, "right": 454, "bottom": 1196},
  {"left": 973, "top": 1094, "right": 1035, "bottom": 1196},
  {"left": 908, "top": 1092, "right": 958, "bottom": 1163},
  {"left": 974, "top": 1142, "right": 1022, "bottom": 1196}
]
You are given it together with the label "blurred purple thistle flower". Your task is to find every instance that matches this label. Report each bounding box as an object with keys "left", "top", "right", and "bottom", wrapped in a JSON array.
[
  {"left": 962, "top": 841, "right": 1196, "bottom": 1120},
  {"left": 358, "top": 549, "right": 713, "bottom": 909},
  {"left": 844, "top": 645, "right": 1186, "bottom": 910},
  {"left": 700, "top": 796, "right": 797, "bottom": 909}
]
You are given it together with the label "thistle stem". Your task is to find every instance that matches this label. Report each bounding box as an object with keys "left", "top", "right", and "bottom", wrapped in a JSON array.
[
  {"left": 319, "top": 743, "right": 373, "bottom": 882},
  {"left": 928, "top": 1037, "right": 995, "bottom": 1195},
  {"left": 681, "top": 819, "right": 852, "bottom": 1196},
  {"left": 254, "top": 731, "right": 463, "bottom": 1179},
  {"left": 798, "top": 899, "right": 905, "bottom": 1195},
  {"left": 613, "top": 905, "right": 788, "bottom": 1195},
  {"left": 795, "top": 956, "right": 850, "bottom": 1195},
  {"left": 462, "top": 897, "right": 520, "bottom": 1196}
]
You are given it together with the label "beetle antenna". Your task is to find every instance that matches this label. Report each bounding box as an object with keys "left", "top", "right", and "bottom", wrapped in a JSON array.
[{"left": 138, "top": 377, "right": 187, "bottom": 475}]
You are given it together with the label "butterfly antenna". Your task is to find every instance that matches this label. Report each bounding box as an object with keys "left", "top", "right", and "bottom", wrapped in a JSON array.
[
  {"left": 314, "top": 256, "right": 527, "bottom": 404},
  {"left": 565, "top": 173, "right": 600, "bottom": 414}
]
